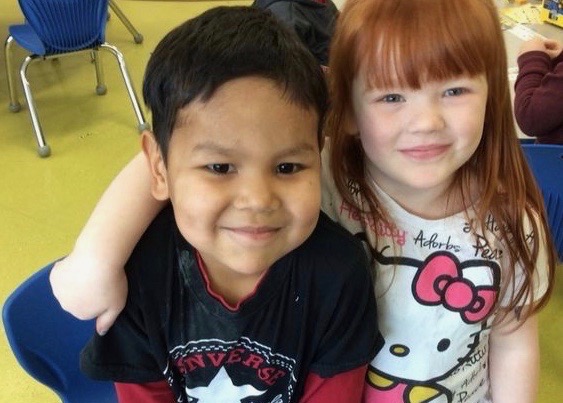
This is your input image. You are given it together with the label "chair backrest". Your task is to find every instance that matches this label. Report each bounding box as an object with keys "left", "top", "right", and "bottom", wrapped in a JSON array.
[
  {"left": 2, "top": 262, "right": 117, "bottom": 403},
  {"left": 521, "top": 144, "right": 563, "bottom": 261},
  {"left": 18, "top": 0, "right": 109, "bottom": 53}
]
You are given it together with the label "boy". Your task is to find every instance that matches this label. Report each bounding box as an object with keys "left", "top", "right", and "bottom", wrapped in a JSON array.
[{"left": 77, "top": 6, "right": 379, "bottom": 402}]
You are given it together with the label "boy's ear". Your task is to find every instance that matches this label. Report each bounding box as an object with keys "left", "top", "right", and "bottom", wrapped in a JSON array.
[{"left": 141, "top": 130, "right": 170, "bottom": 201}]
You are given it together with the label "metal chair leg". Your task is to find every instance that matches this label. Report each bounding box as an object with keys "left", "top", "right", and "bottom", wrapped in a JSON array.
[
  {"left": 108, "top": 0, "right": 143, "bottom": 44},
  {"left": 20, "top": 56, "right": 51, "bottom": 157},
  {"left": 100, "top": 43, "right": 149, "bottom": 132},
  {"left": 5, "top": 36, "right": 22, "bottom": 112},
  {"left": 92, "top": 50, "right": 107, "bottom": 95}
]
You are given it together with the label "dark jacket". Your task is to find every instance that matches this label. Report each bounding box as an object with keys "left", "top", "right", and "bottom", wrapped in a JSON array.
[{"left": 253, "top": 0, "right": 339, "bottom": 65}]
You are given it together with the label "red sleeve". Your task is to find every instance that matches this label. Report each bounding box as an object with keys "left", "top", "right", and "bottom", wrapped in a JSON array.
[
  {"left": 115, "top": 381, "right": 175, "bottom": 403},
  {"left": 299, "top": 365, "right": 367, "bottom": 403},
  {"left": 514, "top": 50, "right": 563, "bottom": 139}
]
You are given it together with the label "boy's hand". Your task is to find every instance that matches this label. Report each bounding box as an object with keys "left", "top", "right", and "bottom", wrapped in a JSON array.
[{"left": 49, "top": 255, "right": 127, "bottom": 335}]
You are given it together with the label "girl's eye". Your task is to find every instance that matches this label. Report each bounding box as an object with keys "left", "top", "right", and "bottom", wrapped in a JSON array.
[
  {"left": 207, "top": 163, "right": 234, "bottom": 174},
  {"left": 444, "top": 87, "right": 467, "bottom": 97},
  {"left": 380, "top": 94, "right": 404, "bottom": 103},
  {"left": 277, "top": 163, "right": 301, "bottom": 174}
]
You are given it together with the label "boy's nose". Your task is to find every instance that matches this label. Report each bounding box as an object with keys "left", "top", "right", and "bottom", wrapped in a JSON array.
[{"left": 233, "top": 174, "right": 280, "bottom": 211}]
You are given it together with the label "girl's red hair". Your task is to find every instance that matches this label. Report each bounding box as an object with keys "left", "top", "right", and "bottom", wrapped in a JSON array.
[{"left": 327, "top": 0, "right": 555, "bottom": 322}]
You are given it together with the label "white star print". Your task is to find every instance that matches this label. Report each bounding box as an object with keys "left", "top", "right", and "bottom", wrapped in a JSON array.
[{"left": 186, "top": 367, "right": 266, "bottom": 402}]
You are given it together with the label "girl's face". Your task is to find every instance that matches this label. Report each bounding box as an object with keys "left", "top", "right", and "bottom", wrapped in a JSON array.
[{"left": 351, "top": 73, "right": 488, "bottom": 213}]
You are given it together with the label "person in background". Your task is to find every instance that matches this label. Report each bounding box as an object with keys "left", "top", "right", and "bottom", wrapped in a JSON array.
[
  {"left": 50, "top": 0, "right": 557, "bottom": 402},
  {"left": 514, "top": 37, "right": 563, "bottom": 144},
  {"left": 253, "top": 0, "right": 339, "bottom": 67},
  {"left": 71, "top": 6, "right": 380, "bottom": 402}
]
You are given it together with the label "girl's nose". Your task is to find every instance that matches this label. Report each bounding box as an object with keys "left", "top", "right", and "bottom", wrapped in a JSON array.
[{"left": 407, "top": 102, "right": 445, "bottom": 134}]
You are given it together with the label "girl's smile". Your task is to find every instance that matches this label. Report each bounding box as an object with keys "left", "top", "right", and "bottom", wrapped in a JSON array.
[{"left": 398, "top": 144, "right": 452, "bottom": 161}]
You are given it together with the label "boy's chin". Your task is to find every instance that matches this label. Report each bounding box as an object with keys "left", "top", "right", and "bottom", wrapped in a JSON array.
[{"left": 223, "top": 256, "right": 280, "bottom": 277}]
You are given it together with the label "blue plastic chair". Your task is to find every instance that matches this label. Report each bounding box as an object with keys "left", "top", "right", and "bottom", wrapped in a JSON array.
[
  {"left": 2, "top": 262, "right": 117, "bottom": 403},
  {"left": 521, "top": 144, "right": 563, "bottom": 261},
  {"left": 4, "top": 0, "right": 149, "bottom": 157}
]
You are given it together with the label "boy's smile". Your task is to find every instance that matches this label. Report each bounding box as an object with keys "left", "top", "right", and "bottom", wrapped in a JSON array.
[{"left": 144, "top": 76, "right": 321, "bottom": 303}]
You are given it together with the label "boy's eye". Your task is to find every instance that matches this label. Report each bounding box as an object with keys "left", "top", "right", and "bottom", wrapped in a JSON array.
[
  {"left": 207, "top": 163, "right": 234, "bottom": 174},
  {"left": 277, "top": 163, "right": 301, "bottom": 174},
  {"left": 380, "top": 94, "right": 404, "bottom": 103},
  {"left": 444, "top": 87, "right": 467, "bottom": 97}
]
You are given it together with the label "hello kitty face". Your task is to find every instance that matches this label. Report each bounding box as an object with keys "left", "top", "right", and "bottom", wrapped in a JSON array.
[{"left": 372, "top": 250, "right": 500, "bottom": 383}]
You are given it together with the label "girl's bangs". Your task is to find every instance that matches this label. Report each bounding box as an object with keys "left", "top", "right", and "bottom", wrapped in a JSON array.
[{"left": 355, "top": 0, "right": 497, "bottom": 90}]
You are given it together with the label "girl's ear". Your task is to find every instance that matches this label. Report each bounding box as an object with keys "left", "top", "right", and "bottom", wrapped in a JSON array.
[
  {"left": 141, "top": 130, "right": 170, "bottom": 201},
  {"left": 343, "top": 107, "right": 359, "bottom": 136}
]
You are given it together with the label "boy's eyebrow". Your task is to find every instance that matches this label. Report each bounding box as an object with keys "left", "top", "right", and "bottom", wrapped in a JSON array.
[
  {"left": 275, "top": 143, "right": 319, "bottom": 158},
  {"left": 192, "top": 141, "right": 318, "bottom": 157},
  {"left": 191, "top": 141, "right": 233, "bottom": 155}
]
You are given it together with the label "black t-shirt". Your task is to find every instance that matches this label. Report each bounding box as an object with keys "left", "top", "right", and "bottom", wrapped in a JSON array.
[{"left": 81, "top": 207, "right": 380, "bottom": 402}]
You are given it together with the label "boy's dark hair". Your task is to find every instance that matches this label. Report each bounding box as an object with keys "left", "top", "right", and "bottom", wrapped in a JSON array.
[{"left": 143, "top": 6, "right": 328, "bottom": 161}]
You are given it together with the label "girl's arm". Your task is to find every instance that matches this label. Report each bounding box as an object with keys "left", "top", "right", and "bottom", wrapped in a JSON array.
[
  {"left": 50, "top": 152, "right": 165, "bottom": 334},
  {"left": 488, "top": 310, "right": 539, "bottom": 403}
]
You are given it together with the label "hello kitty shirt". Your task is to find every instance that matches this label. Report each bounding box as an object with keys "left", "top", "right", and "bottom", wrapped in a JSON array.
[{"left": 320, "top": 148, "right": 549, "bottom": 403}]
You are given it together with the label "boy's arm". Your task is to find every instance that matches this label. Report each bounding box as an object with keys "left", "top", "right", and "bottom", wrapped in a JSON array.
[
  {"left": 300, "top": 366, "right": 366, "bottom": 403},
  {"left": 298, "top": 220, "right": 379, "bottom": 403},
  {"left": 50, "top": 152, "right": 165, "bottom": 334},
  {"left": 488, "top": 311, "right": 539, "bottom": 403}
]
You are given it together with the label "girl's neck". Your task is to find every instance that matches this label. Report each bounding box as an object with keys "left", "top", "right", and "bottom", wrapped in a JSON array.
[{"left": 369, "top": 174, "right": 476, "bottom": 220}]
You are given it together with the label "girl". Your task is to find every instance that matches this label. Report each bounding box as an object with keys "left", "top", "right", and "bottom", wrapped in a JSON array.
[
  {"left": 51, "top": 0, "right": 556, "bottom": 401},
  {"left": 322, "top": 1, "right": 556, "bottom": 401}
]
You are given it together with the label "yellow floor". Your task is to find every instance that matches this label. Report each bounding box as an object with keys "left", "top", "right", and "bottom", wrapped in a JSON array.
[{"left": 0, "top": 1, "right": 560, "bottom": 402}]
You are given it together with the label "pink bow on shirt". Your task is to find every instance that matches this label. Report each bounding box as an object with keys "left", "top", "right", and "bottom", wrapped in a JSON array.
[{"left": 413, "top": 253, "right": 497, "bottom": 324}]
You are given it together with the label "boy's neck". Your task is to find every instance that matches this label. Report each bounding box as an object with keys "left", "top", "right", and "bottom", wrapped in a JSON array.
[{"left": 196, "top": 252, "right": 266, "bottom": 310}]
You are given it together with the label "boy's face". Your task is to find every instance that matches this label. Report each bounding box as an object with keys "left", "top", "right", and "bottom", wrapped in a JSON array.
[{"left": 144, "top": 77, "right": 321, "bottom": 284}]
